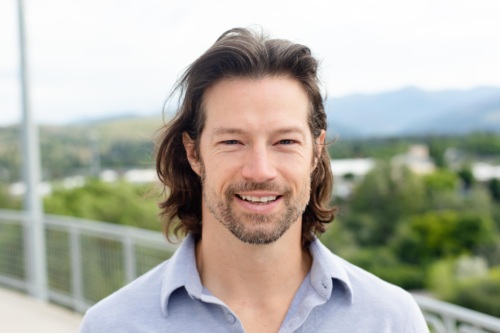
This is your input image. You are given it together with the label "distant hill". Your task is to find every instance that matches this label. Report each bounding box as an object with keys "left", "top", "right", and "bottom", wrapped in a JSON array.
[
  {"left": 69, "top": 114, "right": 166, "bottom": 147},
  {"left": 407, "top": 97, "right": 500, "bottom": 135},
  {"left": 0, "top": 115, "right": 166, "bottom": 181},
  {"left": 326, "top": 86, "right": 500, "bottom": 138}
]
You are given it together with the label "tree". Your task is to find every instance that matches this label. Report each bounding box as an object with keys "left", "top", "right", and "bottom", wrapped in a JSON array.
[
  {"left": 457, "top": 166, "right": 475, "bottom": 190},
  {"left": 393, "top": 211, "right": 495, "bottom": 265},
  {"left": 489, "top": 178, "right": 500, "bottom": 202},
  {"left": 423, "top": 169, "right": 459, "bottom": 193},
  {"left": 346, "top": 162, "right": 425, "bottom": 245},
  {"left": 44, "top": 180, "right": 162, "bottom": 231}
]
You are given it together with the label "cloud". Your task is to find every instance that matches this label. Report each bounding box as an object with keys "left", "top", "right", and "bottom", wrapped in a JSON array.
[{"left": 1, "top": 0, "right": 499, "bottom": 125}]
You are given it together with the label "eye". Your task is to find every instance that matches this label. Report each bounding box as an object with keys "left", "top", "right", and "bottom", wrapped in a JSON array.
[
  {"left": 278, "top": 139, "right": 296, "bottom": 145},
  {"left": 223, "top": 140, "right": 240, "bottom": 145}
]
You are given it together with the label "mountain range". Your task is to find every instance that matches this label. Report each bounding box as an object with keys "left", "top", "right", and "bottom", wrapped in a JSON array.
[{"left": 325, "top": 86, "right": 500, "bottom": 138}]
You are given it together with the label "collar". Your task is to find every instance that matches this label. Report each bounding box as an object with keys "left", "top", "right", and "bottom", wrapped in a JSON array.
[
  {"left": 160, "top": 234, "right": 354, "bottom": 316},
  {"left": 160, "top": 235, "right": 202, "bottom": 316},
  {"left": 308, "top": 238, "right": 354, "bottom": 304}
]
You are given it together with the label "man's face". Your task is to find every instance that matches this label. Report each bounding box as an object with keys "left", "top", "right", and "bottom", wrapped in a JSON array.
[{"left": 184, "top": 76, "right": 324, "bottom": 245}]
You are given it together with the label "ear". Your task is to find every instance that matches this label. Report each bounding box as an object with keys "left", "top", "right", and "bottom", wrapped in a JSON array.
[
  {"left": 182, "top": 132, "right": 202, "bottom": 176},
  {"left": 313, "top": 130, "right": 326, "bottom": 170}
]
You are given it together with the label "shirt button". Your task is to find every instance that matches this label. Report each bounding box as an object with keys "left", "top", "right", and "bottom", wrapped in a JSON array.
[{"left": 226, "top": 313, "right": 236, "bottom": 324}]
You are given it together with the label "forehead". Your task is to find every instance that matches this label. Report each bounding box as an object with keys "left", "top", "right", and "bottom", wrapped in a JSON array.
[{"left": 201, "top": 76, "right": 311, "bottom": 131}]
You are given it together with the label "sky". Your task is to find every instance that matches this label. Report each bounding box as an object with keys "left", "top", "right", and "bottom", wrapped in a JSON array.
[{"left": 1, "top": 0, "right": 500, "bottom": 125}]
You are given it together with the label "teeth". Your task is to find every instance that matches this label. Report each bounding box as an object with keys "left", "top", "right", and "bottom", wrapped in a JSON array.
[{"left": 240, "top": 195, "right": 277, "bottom": 203}]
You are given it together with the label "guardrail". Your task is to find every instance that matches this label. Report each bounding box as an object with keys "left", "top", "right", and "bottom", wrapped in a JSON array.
[
  {"left": 0, "top": 209, "right": 176, "bottom": 312},
  {"left": 414, "top": 295, "right": 500, "bottom": 333},
  {"left": 1, "top": 209, "right": 499, "bottom": 332}
]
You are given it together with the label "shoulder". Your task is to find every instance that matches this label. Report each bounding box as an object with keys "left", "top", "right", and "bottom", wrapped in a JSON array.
[
  {"left": 79, "top": 260, "right": 169, "bottom": 333},
  {"left": 311, "top": 240, "right": 428, "bottom": 331}
]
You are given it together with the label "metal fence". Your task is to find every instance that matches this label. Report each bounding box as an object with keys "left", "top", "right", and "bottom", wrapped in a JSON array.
[
  {"left": 0, "top": 209, "right": 176, "bottom": 312},
  {"left": 1, "top": 209, "right": 499, "bottom": 332}
]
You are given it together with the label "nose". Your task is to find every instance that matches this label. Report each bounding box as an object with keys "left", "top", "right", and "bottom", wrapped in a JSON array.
[{"left": 241, "top": 146, "right": 277, "bottom": 182}]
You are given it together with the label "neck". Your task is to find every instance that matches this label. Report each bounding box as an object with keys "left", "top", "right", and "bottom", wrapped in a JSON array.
[{"left": 195, "top": 216, "right": 311, "bottom": 305}]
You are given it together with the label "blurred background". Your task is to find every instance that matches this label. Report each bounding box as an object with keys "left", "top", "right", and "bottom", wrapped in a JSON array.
[{"left": 1, "top": 0, "right": 500, "bottom": 329}]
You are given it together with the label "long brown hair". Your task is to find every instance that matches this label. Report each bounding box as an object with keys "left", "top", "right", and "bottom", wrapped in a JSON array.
[{"left": 156, "top": 27, "right": 336, "bottom": 246}]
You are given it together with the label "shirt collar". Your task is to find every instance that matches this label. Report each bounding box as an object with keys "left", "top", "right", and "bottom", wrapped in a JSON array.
[
  {"left": 160, "top": 234, "right": 354, "bottom": 316},
  {"left": 308, "top": 238, "right": 354, "bottom": 304},
  {"left": 160, "top": 234, "right": 202, "bottom": 316}
]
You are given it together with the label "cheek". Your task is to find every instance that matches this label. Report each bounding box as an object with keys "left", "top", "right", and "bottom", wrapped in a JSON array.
[
  {"left": 282, "top": 164, "right": 314, "bottom": 186},
  {"left": 202, "top": 159, "right": 240, "bottom": 191}
]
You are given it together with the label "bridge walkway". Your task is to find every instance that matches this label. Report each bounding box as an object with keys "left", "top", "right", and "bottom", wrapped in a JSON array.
[{"left": 0, "top": 287, "right": 82, "bottom": 333}]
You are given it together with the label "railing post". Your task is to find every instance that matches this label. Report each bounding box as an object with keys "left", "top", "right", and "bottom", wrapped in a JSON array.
[
  {"left": 443, "top": 314, "right": 457, "bottom": 333},
  {"left": 70, "top": 226, "right": 85, "bottom": 312},
  {"left": 123, "top": 234, "right": 136, "bottom": 284}
]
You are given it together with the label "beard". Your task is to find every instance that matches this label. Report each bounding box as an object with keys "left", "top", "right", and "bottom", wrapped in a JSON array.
[{"left": 201, "top": 170, "right": 311, "bottom": 245}]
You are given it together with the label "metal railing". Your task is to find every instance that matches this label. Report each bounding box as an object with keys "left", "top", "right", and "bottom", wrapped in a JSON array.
[
  {"left": 414, "top": 295, "right": 500, "bottom": 333},
  {"left": 0, "top": 209, "right": 176, "bottom": 312},
  {"left": 1, "top": 209, "right": 499, "bottom": 332}
]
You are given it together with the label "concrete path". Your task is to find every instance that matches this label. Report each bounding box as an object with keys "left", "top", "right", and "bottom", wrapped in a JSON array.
[{"left": 0, "top": 287, "right": 83, "bottom": 333}]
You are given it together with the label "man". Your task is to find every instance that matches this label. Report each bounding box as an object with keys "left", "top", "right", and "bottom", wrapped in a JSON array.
[{"left": 79, "top": 28, "right": 429, "bottom": 332}]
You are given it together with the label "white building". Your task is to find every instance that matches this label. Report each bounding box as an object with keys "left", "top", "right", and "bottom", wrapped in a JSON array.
[{"left": 392, "top": 144, "right": 436, "bottom": 175}]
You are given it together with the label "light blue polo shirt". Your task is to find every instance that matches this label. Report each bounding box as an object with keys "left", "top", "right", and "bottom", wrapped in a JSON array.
[{"left": 79, "top": 235, "right": 429, "bottom": 332}]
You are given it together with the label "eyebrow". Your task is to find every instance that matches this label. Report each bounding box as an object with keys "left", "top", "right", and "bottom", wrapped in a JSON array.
[
  {"left": 210, "top": 126, "right": 307, "bottom": 138},
  {"left": 210, "top": 127, "right": 245, "bottom": 136}
]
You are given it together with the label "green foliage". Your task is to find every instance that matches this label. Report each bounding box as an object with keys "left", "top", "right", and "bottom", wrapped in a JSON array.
[
  {"left": 450, "top": 268, "right": 500, "bottom": 317},
  {"left": 328, "top": 137, "right": 411, "bottom": 160},
  {"left": 101, "top": 141, "right": 154, "bottom": 169},
  {"left": 0, "top": 126, "right": 22, "bottom": 182},
  {"left": 346, "top": 162, "right": 425, "bottom": 245},
  {"left": 489, "top": 178, "right": 500, "bottom": 202},
  {"left": 44, "top": 180, "right": 162, "bottom": 231},
  {"left": 427, "top": 137, "right": 447, "bottom": 168},
  {"left": 423, "top": 169, "right": 459, "bottom": 193},
  {"left": 426, "top": 256, "right": 489, "bottom": 301},
  {"left": 320, "top": 218, "right": 358, "bottom": 258},
  {"left": 0, "top": 183, "right": 21, "bottom": 210},
  {"left": 393, "top": 211, "right": 495, "bottom": 265},
  {"left": 0, "top": 224, "right": 25, "bottom": 279},
  {"left": 426, "top": 258, "right": 457, "bottom": 300},
  {"left": 493, "top": 204, "right": 500, "bottom": 231},
  {"left": 328, "top": 132, "right": 500, "bottom": 162},
  {"left": 424, "top": 187, "right": 493, "bottom": 216},
  {"left": 346, "top": 247, "right": 425, "bottom": 290},
  {"left": 462, "top": 132, "right": 500, "bottom": 155},
  {"left": 81, "top": 236, "right": 126, "bottom": 302},
  {"left": 457, "top": 166, "right": 475, "bottom": 190},
  {"left": 0, "top": 117, "right": 161, "bottom": 182}
]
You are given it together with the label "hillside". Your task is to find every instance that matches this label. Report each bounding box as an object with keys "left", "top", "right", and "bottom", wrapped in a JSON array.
[
  {"left": 326, "top": 86, "right": 500, "bottom": 138},
  {"left": 0, "top": 115, "right": 165, "bottom": 182}
]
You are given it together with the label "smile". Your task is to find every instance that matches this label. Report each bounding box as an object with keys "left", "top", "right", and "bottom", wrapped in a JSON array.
[{"left": 237, "top": 195, "right": 279, "bottom": 204}]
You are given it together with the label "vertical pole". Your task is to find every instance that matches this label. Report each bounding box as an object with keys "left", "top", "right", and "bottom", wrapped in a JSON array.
[
  {"left": 70, "top": 226, "right": 84, "bottom": 312},
  {"left": 123, "top": 234, "right": 136, "bottom": 284},
  {"left": 18, "top": 0, "right": 48, "bottom": 301}
]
